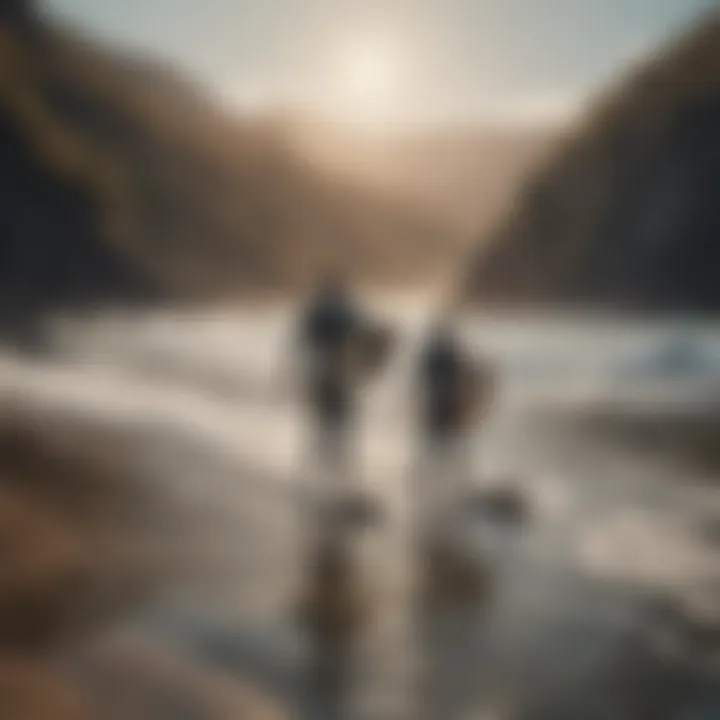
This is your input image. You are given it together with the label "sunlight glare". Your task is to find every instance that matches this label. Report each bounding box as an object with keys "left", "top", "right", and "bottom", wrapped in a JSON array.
[{"left": 332, "top": 36, "right": 404, "bottom": 126}]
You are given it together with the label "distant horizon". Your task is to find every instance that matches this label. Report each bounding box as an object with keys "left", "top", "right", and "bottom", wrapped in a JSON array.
[
  {"left": 223, "top": 100, "right": 573, "bottom": 133},
  {"left": 44, "top": 0, "right": 715, "bottom": 128}
]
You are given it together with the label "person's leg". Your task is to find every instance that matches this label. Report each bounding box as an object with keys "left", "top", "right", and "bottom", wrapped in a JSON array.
[
  {"left": 317, "top": 383, "right": 358, "bottom": 488},
  {"left": 450, "top": 429, "right": 475, "bottom": 502}
]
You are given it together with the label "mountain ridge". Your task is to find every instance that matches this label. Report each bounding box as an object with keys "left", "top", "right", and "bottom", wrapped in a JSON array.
[
  {"left": 0, "top": 2, "right": 456, "bottom": 342},
  {"left": 463, "top": 12, "right": 720, "bottom": 312}
]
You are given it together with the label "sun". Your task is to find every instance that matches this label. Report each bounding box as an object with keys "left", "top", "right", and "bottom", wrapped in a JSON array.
[
  {"left": 330, "top": 36, "right": 404, "bottom": 125},
  {"left": 344, "top": 42, "right": 397, "bottom": 101}
]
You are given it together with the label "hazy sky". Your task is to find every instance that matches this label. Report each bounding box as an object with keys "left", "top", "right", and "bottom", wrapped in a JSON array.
[{"left": 44, "top": 0, "right": 714, "bottom": 125}]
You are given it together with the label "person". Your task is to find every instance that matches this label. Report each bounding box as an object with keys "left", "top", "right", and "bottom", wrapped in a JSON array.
[
  {"left": 420, "top": 317, "right": 495, "bottom": 441},
  {"left": 297, "top": 272, "right": 367, "bottom": 468},
  {"left": 420, "top": 322, "right": 460, "bottom": 442},
  {"left": 416, "top": 317, "right": 495, "bottom": 518}
]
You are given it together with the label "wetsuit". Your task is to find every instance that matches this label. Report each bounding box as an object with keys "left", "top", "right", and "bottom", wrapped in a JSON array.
[
  {"left": 420, "top": 331, "right": 466, "bottom": 443},
  {"left": 300, "top": 288, "right": 363, "bottom": 448}
]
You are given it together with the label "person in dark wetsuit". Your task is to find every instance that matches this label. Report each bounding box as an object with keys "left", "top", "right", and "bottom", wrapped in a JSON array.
[
  {"left": 299, "top": 274, "right": 365, "bottom": 465},
  {"left": 416, "top": 317, "right": 496, "bottom": 517},
  {"left": 419, "top": 320, "right": 467, "bottom": 445}
]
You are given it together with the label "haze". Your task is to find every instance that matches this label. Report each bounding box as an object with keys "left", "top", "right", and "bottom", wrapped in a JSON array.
[{"left": 45, "top": 0, "right": 714, "bottom": 127}]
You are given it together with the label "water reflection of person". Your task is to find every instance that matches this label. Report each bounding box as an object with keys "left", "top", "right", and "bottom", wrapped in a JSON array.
[{"left": 297, "top": 526, "right": 367, "bottom": 720}]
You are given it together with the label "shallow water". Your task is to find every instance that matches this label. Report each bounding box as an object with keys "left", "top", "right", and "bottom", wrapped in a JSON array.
[{"left": 3, "top": 306, "right": 719, "bottom": 718}]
